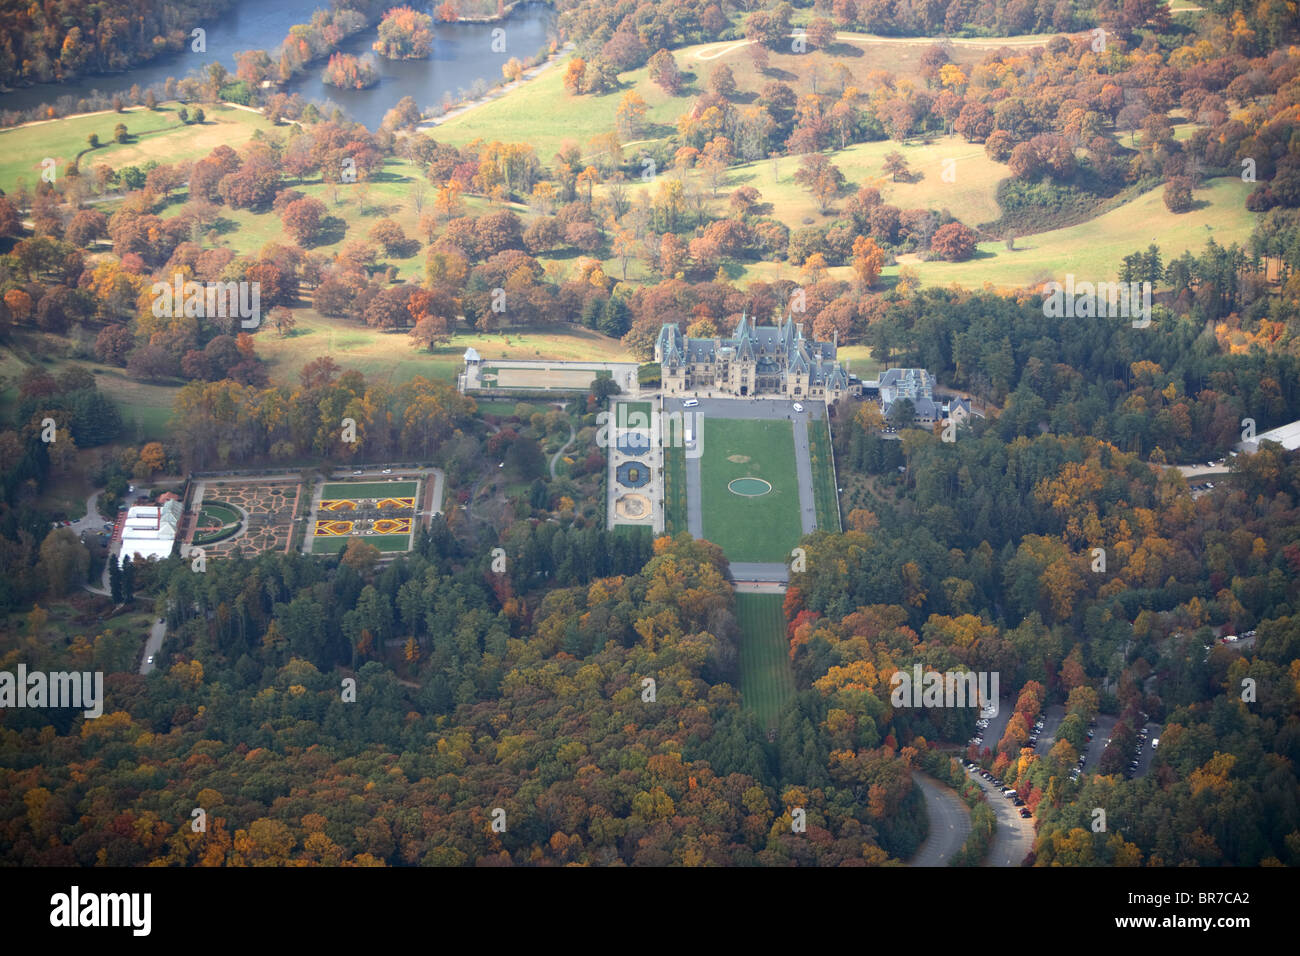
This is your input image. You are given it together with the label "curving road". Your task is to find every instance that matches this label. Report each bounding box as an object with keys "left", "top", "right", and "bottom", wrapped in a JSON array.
[
  {"left": 910, "top": 773, "right": 972, "bottom": 867},
  {"left": 550, "top": 422, "right": 576, "bottom": 479}
]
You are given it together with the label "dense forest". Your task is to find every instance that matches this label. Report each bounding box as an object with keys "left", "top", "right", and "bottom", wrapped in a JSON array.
[{"left": 0, "top": 0, "right": 242, "bottom": 87}]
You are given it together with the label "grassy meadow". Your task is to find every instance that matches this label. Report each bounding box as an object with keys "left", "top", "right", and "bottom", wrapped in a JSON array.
[{"left": 0, "top": 103, "right": 278, "bottom": 195}]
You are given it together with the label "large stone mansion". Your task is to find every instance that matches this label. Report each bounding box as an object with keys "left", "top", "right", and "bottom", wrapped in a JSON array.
[{"left": 655, "top": 315, "right": 861, "bottom": 405}]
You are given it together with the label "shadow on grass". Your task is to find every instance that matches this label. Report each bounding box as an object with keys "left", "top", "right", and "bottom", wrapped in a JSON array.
[
  {"left": 825, "top": 42, "right": 864, "bottom": 58},
  {"left": 369, "top": 167, "right": 410, "bottom": 184},
  {"left": 209, "top": 216, "right": 240, "bottom": 237},
  {"left": 315, "top": 216, "right": 349, "bottom": 246}
]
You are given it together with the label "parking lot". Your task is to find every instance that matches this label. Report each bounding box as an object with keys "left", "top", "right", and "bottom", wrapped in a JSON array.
[
  {"left": 1083, "top": 714, "right": 1117, "bottom": 773},
  {"left": 967, "top": 692, "right": 1012, "bottom": 757},
  {"left": 1032, "top": 704, "right": 1065, "bottom": 756},
  {"left": 1130, "top": 722, "right": 1162, "bottom": 778}
]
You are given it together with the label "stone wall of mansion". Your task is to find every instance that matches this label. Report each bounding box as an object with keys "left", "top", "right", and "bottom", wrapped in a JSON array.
[{"left": 655, "top": 315, "right": 862, "bottom": 405}]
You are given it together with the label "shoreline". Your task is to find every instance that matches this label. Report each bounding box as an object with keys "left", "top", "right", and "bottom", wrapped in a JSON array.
[{"left": 418, "top": 42, "right": 572, "bottom": 131}]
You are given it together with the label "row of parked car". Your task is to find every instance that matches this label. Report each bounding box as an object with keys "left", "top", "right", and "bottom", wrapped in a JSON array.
[
  {"left": 962, "top": 760, "right": 1033, "bottom": 818},
  {"left": 1125, "top": 725, "right": 1159, "bottom": 778}
]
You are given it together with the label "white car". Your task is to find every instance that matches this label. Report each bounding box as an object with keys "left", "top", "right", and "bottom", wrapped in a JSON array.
[
  {"left": 792, "top": 402, "right": 804, "bottom": 412},
  {"left": 352, "top": 470, "right": 363, "bottom": 476},
  {"left": 683, "top": 399, "right": 699, "bottom": 408},
  {"left": 382, "top": 468, "right": 392, "bottom": 474},
  {"left": 147, "top": 655, "right": 154, "bottom": 664}
]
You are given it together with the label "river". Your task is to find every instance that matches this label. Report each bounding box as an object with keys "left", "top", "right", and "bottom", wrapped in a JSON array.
[{"left": 0, "top": 1, "right": 557, "bottom": 130}]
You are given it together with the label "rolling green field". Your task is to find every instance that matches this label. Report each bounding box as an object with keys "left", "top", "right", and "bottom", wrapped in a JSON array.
[
  {"left": 434, "top": 31, "right": 1032, "bottom": 164},
  {"left": 662, "top": 443, "right": 687, "bottom": 536},
  {"left": 0, "top": 344, "right": 178, "bottom": 440},
  {"left": 735, "top": 592, "right": 795, "bottom": 731},
  {"left": 700, "top": 418, "right": 802, "bottom": 563},
  {"left": 432, "top": 56, "right": 687, "bottom": 162},
  {"left": 0, "top": 103, "right": 278, "bottom": 195},
  {"left": 212, "top": 156, "right": 506, "bottom": 281},
  {"left": 906, "top": 176, "right": 1258, "bottom": 289},
  {"left": 713, "top": 135, "right": 1008, "bottom": 231},
  {"left": 806, "top": 416, "right": 841, "bottom": 532},
  {"left": 320, "top": 480, "right": 418, "bottom": 500}
]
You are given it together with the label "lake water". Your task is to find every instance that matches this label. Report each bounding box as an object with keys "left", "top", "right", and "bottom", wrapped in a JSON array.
[{"left": 0, "top": 1, "right": 557, "bottom": 130}]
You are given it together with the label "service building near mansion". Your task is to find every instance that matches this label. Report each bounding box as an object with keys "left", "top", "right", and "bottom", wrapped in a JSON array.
[{"left": 655, "top": 314, "right": 862, "bottom": 405}]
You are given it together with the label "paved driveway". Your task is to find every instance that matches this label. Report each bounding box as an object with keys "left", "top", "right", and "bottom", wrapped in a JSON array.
[
  {"left": 967, "top": 770, "right": 1035, "bottom": 866},
  {"left": 791, "top": 417, "right": 816, "bottom": 535},
  {"left": 910, "top": 773, "right": 972, "bottom": 866},
  {"left": 140, "top": 618, "right": 165, "bottom": 675}
]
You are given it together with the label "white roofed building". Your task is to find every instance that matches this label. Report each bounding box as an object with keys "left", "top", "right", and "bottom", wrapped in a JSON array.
[{"left": 118, "top": 500, "right": 183, "bottom": 567}]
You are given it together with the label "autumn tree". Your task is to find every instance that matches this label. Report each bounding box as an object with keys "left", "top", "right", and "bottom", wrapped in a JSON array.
[
  {"left": 373, "top": 7, "right": 435, "bottom": 59},
  {"left": 882, "top": 151, "right": 909, "bottom": 182},
  {"left": 281, "top": 197, "right": 328, "bottom": 246},
  {"left": 562, "top": 57, "right": 587, "bottom": 95},
  {"left": 1163, "top": 176, "right": 1195, "bottom": 213},
  {"left": 794, "top": 154, "right": 845, "bottom": 213},
  {"left": 851, "top": 235, "right": 885, "bottom": 288},
  {"left": 647, "top": 49, "right": 684, "bottom": 95},
  {"left": 615, "top": 91, "right": 649, "bottom": 138},
  {"left": 929, "top": 222, "right": 978, "bottom": 261}
]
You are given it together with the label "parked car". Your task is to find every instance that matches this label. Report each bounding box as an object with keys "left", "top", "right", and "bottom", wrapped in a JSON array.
[
  {"left": 792, "top": 402, "right": 804, "bottom": 412},
  {"left": 1019, "top": 808, "right": 1032, "bottom": 818},
  {"left": 683, "top": 399, "right": 699, "bottom": 407}
]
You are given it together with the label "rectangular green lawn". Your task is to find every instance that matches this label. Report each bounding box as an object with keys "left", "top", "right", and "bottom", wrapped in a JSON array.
[
  {"left": 735, "top": 593, "right": 795, "bottom": 730},
  {"left": 700, "top": 418, "right": 802, "bottom": 564},
  {"left": 311, "top": 532, "right": 413, "bottom": 554},
  {"left": 320, "top": 480, "right": 418, "bottom": 500},
  {"left": 616, "top": 401, "right": 652, "bottom": 424}
]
